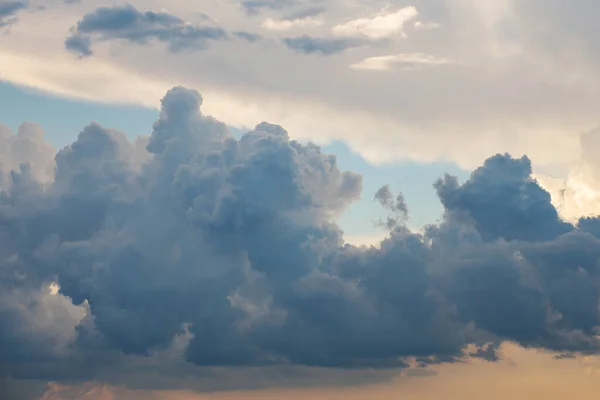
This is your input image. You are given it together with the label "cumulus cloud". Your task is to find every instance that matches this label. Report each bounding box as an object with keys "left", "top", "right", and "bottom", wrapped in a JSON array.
[
  {"left": 64, "top": 5, "right": 228, "bottom": 57},
  {"left": 3, "top": 86, "right": 600, "bottom": 393},
  {"left": 331, "top": 7, "right": 419, "bottom": 40},
  {"left": 350, "top": 53, "right": 453, "bottom": 70},
  {"left": 0, "top": 122, "right": 56, "bottom": 188},
  {"left": 536, "top": 128, "right": 600, "bottom": 222}
]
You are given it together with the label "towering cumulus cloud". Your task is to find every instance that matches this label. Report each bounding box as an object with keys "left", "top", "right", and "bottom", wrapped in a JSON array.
[{"left": 2, "top": 87, "right": 600, "bottom": 394}]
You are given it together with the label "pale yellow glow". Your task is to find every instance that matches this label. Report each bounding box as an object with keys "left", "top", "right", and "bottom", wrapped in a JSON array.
[{"left": 38, "top": 344, "right": 600, "bottom": 400}]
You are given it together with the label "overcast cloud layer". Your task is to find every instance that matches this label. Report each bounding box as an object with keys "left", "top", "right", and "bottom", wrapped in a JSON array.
[
  {"left": 2, "top": 0, "right": 600, "bottom": 175},
  {"left": 3, "top": 87, "right": 600, "bottom": 397}
]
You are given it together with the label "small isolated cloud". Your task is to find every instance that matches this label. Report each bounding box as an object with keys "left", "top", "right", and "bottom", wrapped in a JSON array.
[
  {"left": 332, "top": 6, "right": 419, "bottom": 40},
  {"left": 284, "top": 35, "right": 363, "bottom": 55},
  {"left": 0, "top": 0, "right": 27, "bottom": 26},
  {"left": 64, "top": 5, "right": 228, "bottom": 57},
  {"left": 350, "top": 53, "right": 453, "bottom": 71},
  {"left": 64, "top": 32, "right": 92, "bottom": 58}
]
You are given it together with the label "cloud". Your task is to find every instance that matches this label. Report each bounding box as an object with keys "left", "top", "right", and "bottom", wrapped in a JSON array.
[
  {"left": 350, "top": 53, "right": 453, "bottom": 70},
  {"left": 5, "top": 0, "right": 600, "bottom": 171},
  {"left": 21, "top": 343, "right": 600, "bottom": 399},
  {"left": 374, "top": 185, "right": 408, "bottom": 230},
  {"left": 434, "top": 154, "right": 573, "bottom": 243},
  {"left": 260, "top": 6, "right": 325, "bottom": 31},
  {"left": 0, "top": 121, "right": 56, "bottom": 188},
  {"left": 4, "top": 86, "right": 600, "bottom": 391},
  {"left": 64, "top": 5, "right": 228, "bottom": 57},
  {"left": 0, "top": 0, "right": 27, "bottom": 26},
  {"left": 536, "top": 128, "right": 600, "bottom": 222},
  {"left": 280, "top": 6, "right": 423, "bottom": 58},
  {"left": 240, "top": 0, "right": 298, "bottom": 15},
  {"left": 413, "top": 21, "right": 441, "bottom": 31},
  {"left": 233, "top": 31, "right": 262, "bottom": 42},
  {"left": 283, "top": 6, "right": 325, "bottom": 20},
  {"left": 284, "top": 35, "right": 363, "bottom": 55},
  {"left": 64, "top": 33, "right": 92, "bottom": 58},
  {"left": 261, "top": 16, "right": 322, "bottom": 31},
  {"left": 331, "top": 7, "right": 419, "bottom": 40}
]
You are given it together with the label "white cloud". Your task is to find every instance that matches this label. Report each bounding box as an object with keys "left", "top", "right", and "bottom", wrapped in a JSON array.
[
  {"left": 350, "top": 53, "right": 453, "bottom": 70},
  {"left": 261, "top": 17, "right": 322, "bottom": 31},
  {"left": 331, "top": 6, "right": 419, "bottom": 40},
  {"left": 536, "top": 129, "right": 600, "bottom": 222}
]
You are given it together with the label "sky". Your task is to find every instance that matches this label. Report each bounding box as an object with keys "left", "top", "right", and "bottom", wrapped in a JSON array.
[
  {"left": 0, "top": 81, "right": 468, "bottom": 245},
  {"left": 4, "top": 0, "right": 600, "bottom": 399}
]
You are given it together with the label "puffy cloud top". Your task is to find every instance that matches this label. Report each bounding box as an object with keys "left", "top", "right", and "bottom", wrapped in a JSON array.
[{"left": 2, "top": 86, "right": 600, "bottom": 389}]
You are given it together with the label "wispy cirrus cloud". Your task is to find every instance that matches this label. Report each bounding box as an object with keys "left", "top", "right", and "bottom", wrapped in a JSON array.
[{"left": 350, "top": 53, "right": 454, "bottom": 70}]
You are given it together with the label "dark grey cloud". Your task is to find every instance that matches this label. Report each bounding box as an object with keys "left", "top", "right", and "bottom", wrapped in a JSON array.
[
  {"left": 3, "top": 86, "right": 600, "bottom": 391},
  {"left": 64, "top": 33, "right": 92, "bottom": 58},
  {"left": 0, "top": 0, "right": 27, "bottom": 26},
  {"left": 434, "top": 154, "right": 573, "bottom": 243},
  {"left": 284, "top": 35, "right": 363, "bottom": 55},
  {"left": 374, "top": 185, "right": 408, "bottom": 230},
  {"left": 64, "top": 5, "right": 228, "bottom": 57}
]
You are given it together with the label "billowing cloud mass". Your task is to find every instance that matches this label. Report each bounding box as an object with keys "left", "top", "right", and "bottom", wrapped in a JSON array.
[
  {"left": 65, "top": 5, "right": 228, "bottom": 57},
  {"left": 3, "top": 86, "right": 600, "bottom": 396}
]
